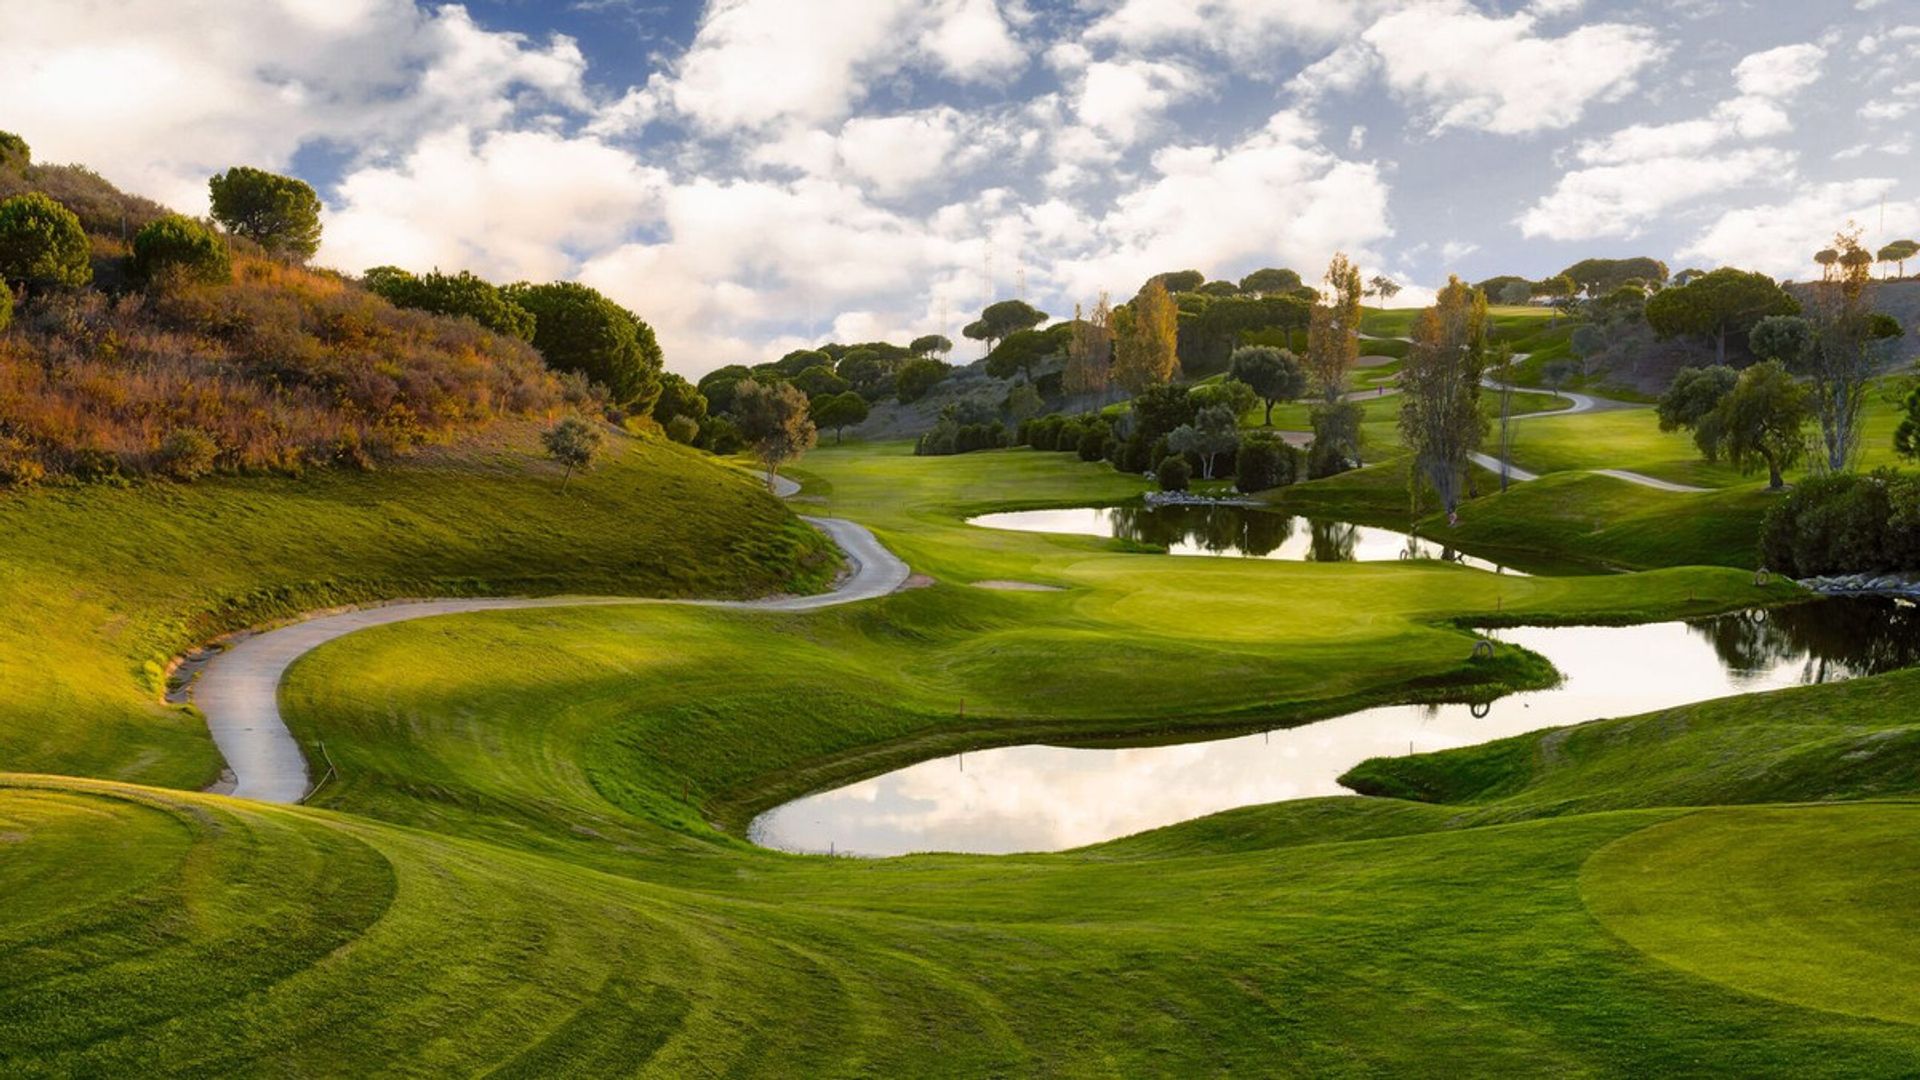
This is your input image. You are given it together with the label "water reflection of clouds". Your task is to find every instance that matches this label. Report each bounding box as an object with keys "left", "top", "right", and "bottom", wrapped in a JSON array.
[
  {"left": 969, "top": 506, "right": 1519, "bottom": 575},
  {"left": 753, "top": 601, "right": 1911, "bottom": 857}
]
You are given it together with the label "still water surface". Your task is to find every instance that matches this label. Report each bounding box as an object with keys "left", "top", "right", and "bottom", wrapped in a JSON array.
[
  {"left": 751, "top": 598, "right": 1919, "bottom": 857},
  {"left": 970, "top": 504, "right": 1521, "bottom": 573}
]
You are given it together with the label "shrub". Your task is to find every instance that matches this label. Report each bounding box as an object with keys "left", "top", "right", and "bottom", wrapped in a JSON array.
[
  {"left": 1131, "top": 384, "right": 1195, "bottom": 441},
  {"left": 363, "top": 267, "right": 534, "bottom": 340},
  {"left": 0, "top": 131, "right": 28, "bottom": 171},
  {"left": 1113, "top": 431, "right": 1152, "bottom": 473},
  {"left": 1236, "top": 432, "right": 1301, "bottom": 493},
  {"left": 1025, "top": 415, "right": 1064, "bottom": 451},
  {"left": 0, "top": 163, "right": 170, "bottom": 239},
  {"left": 1758, "top": 470, "right": 1920, "bottom": 576},
  {"left": 698, "top": 414, "right": 744, "bottom": 454},
  {"left": 131, "top": 214, "right": 231, "bottom": 285},
  {"left": 0, "top": 282, "right": 10, "bottom": 333},
  {"left": 665, "top": 414, "right": 700, "bottom": 445},
  {"left": 0, "top": 192, "right": 92, "bottom": 288},
  {"left": 0, "top": 435, "right": 44, "bottom": 488},
  {"left": 1155, "top": 456, "right": 1191, "bottom": 492},
  {"left": 157, "top": 427, "right": 218, "bottom": 481},
  {"left": 68, "top": 448, "right": 122, "bottom": 484},
  {"left": 1076, "top": 427, "right": 1107, "bottom": 462},
  {"left": 916, "top": 416, "right": 1007, "bottom": 456}
]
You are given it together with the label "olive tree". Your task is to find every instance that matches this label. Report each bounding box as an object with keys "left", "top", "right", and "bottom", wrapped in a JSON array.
[
  {"left": 1701, "top": 361, "right": 1809, "bottom": 489},
  {"left": 733, "top": 378, "right": 817, "bottom": 482},
  {"left": 1166, "top": 404, "right": 1240, "bottom": 480},
  {"left": 542, "top": 416, "right": 604, "bottom": 491}
]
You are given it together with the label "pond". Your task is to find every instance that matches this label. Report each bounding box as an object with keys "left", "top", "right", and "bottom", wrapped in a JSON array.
[
  {"left": 969, "top": 504, "right": 1523, "bottom": 574},
  {"left": 750, "top": 597, "right": 1920, "bottom": 857}
]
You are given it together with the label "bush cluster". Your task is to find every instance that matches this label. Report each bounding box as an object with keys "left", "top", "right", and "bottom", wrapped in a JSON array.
[
  {"left": 1234, "top": 432, "right": 1303, "bottom": 493},
  {"left": 915, "top": 418, "right": 1008, "bottom": 456},
  {"left": 0, "top": 255, "right": 563, "bottom": 484},
  {"left": 1017, "top": 412, "right": 1112, "bottom": 452},
  {"left": 1014, "top": 397, "right": 1301, "bottom": 495},
  {"left": 1759, "top": 470, "right": 1920, "bottom": 577}
]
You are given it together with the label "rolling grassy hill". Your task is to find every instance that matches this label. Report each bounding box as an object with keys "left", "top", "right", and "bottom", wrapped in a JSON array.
[
  {"left": 4, "top": 437, "right": 1919, "bottom": 1074},
  {"left": 0, "top": 425, "right": 835, "bottom": 790}
]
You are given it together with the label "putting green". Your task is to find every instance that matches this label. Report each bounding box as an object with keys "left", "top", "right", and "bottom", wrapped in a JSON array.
[{"left": 1581, "top": 804, "right": 1920, "bottom": 1026}]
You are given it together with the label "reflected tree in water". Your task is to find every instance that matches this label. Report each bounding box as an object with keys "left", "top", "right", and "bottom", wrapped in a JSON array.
[
  {"left": 1238, "top": 509, "right": 1296, "bottom": 558},
  {"left": 1309, "top": 520, "right": 1359, "bottom": 563},
  {"left": 1105, "top": 504, "right": 1298, "bottom": 557},
  {"left": 1687, "top": 598, "right": 1920, "bottom": 683}
]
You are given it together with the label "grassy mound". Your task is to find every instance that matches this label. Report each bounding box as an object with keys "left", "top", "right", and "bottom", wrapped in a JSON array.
[
  {"left": 1429, "top": 472, "right": 1778, "bottom": 570},
  {"left": 1582, "top": 804, "right": 1920, "bottom": 1026},
  {"left": 0, "top": 427, "right": 834, "bottom": 789},
  {"left": 1342, "top": 666, "right": 1920, "bottom": 815}
]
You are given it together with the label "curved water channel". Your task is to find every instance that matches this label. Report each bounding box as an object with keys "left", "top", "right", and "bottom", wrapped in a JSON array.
[
  {"left": 752, "top": 504, "right": 1920, "bottom": 857},
  {"left": 969, "top": 504, "right": 1527, "bottom": 573}
]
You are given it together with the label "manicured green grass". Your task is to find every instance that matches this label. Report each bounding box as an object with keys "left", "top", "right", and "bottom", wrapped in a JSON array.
[
  {"left": 1344, "top": 666, "right": 1920, "bottom": 815},
  {"left": 1431, "top": 471, "right": 1781, "bottom": 570},
  {"left": 0, "top": 425, "right": 834, "bottom": 789},
  {"left": 1582, "top": 804, "right": 1920, "bottom": 1027},
  {"left": 9, "top": 433, "right": 1920, "bottom": 1074},
  {"left": 1502, "top": 385, "right": 1909, "bottom": 488},
  {"left": 12, "top": 771, "right": 1920, "bottom": 1074}
]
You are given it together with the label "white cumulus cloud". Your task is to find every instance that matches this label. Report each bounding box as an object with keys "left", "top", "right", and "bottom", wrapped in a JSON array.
[{"left": 1363, "top": 1, "right": 1666, "bottom": 135}]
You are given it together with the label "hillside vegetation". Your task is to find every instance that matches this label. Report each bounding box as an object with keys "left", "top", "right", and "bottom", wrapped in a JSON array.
[{"left": 0, "top": 139, "right": 656, "bottom": 486}]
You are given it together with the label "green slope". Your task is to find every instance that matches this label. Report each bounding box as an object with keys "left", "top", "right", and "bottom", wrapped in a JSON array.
[
  {"left": 6, "top": 436, "right": 1920, "bottom": 1075},
  {"left": 0, "top": 424, "right": 835, "bottom": 789}
]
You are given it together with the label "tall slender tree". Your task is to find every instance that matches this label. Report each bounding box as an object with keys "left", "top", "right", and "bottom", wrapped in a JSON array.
[
  {"left": 1306, "top": 253, "right": 1361, "bottom": 403},
  {"left": 1113, "top": 281, "right": 1179, "bottom": 395},
  {"left": 1063, "top": 295, "right": 1114, "bottom": 400},
  {"left": 1398, "top": 277, "right": 1489, "bottom": 518},
  {"left": 1803, "top": 227, "right": 1881, "bottom": 472}
]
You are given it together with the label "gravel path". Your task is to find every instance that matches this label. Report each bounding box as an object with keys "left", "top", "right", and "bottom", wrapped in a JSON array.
[{"left": 192, "top": 472, "right": 907, "bottom": 803}]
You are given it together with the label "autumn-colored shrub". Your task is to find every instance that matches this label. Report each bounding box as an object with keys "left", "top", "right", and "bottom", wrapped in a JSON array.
[
  {"left": 0, "top": 161, "right": 580, "bottom": 488},
  {"left": 157, "top": 427, "right": 217, "bottom": 480},
  {"left": 0, "top": 254, "right": 565, "bottom": 483}
]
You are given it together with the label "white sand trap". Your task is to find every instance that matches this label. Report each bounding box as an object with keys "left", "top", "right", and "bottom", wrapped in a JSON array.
[{"left": 972, "top": 580, "right": 1064, "bottom": 592}]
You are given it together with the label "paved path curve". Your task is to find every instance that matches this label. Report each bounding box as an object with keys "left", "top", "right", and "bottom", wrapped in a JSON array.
[
  {"left": 193, "top": 475, "right": 908, "bottom": 804},
  {"left": 1467, "top": 452, "right": 1710, "bottom": 493}
]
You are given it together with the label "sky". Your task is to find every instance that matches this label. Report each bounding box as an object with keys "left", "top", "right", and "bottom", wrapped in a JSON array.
[{"left": 2, "top": 0, "right": 1917, "bottom": 376}]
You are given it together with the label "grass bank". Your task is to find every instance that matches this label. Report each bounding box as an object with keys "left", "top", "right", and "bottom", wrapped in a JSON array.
[{"left": 0, "top": 424, "right": 834, "bottom": 789}]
